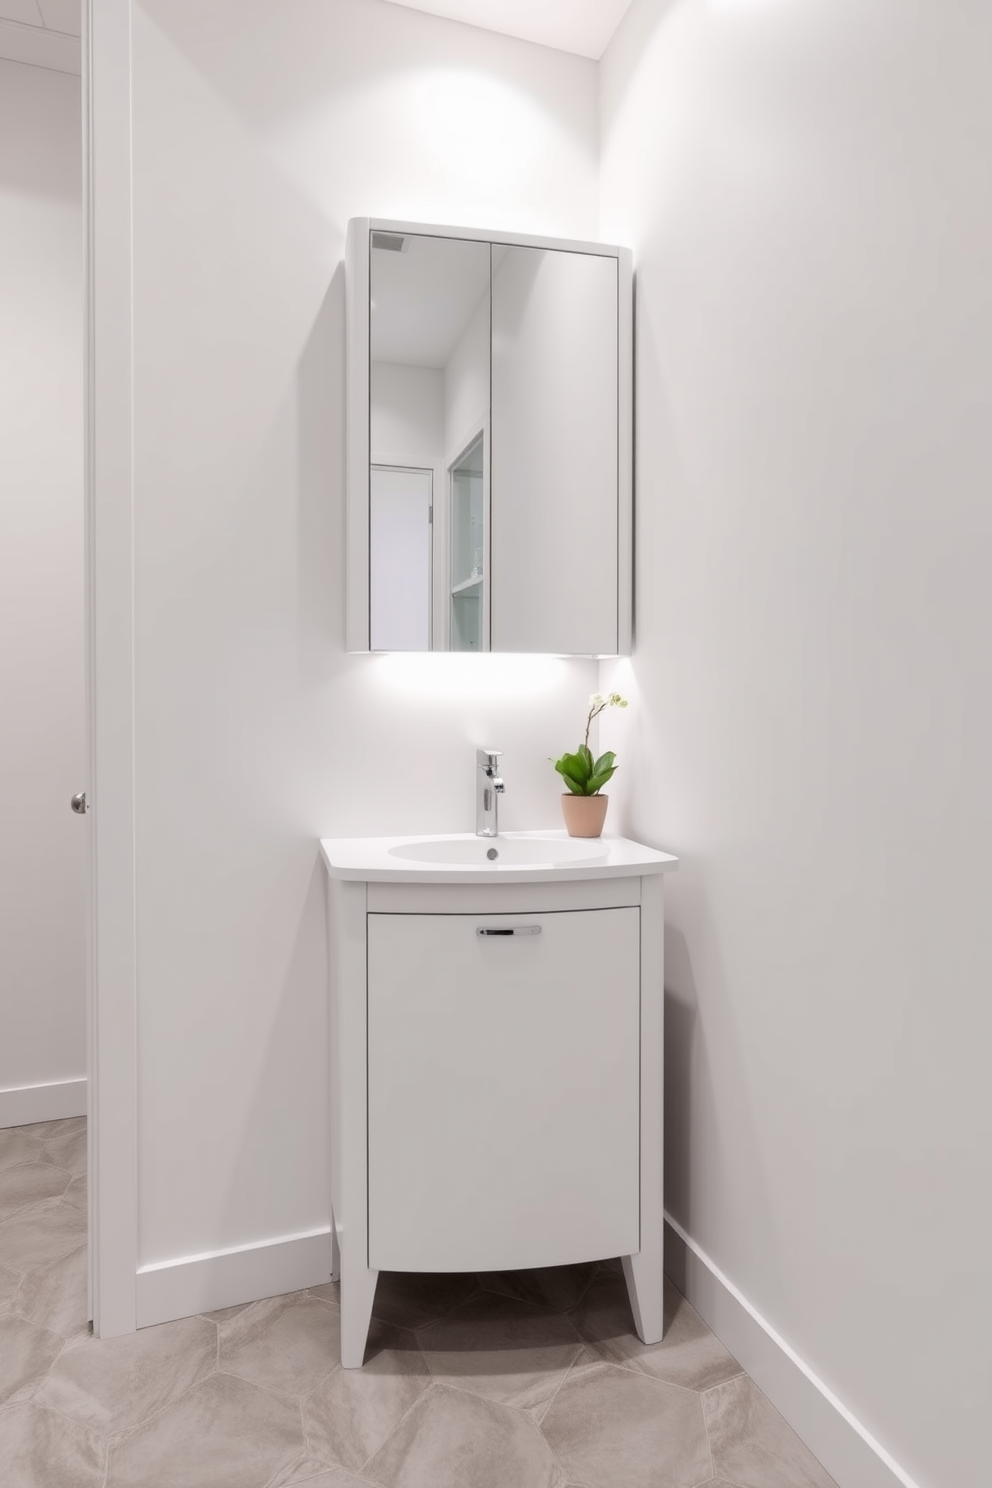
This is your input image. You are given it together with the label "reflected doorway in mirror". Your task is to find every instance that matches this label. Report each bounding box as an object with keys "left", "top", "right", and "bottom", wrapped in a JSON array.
[{"left": 369, "top": 465, "right": 433, "bottom": 651}]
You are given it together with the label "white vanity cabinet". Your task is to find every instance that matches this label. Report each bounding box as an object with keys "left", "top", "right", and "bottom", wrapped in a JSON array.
[{"left": 320, "top": 833, "right": 679, "bottom": 1368}]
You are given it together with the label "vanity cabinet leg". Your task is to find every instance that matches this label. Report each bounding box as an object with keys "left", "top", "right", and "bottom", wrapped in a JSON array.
[
  {"left": 622, "top": 1249, "right": 664, "bottom": 1345},
  {"left": 340, "top": 1259, "right": 378, "bottom": 1368}
]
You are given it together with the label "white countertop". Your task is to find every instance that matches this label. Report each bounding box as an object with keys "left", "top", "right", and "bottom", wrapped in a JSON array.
[{"left": 319, "top": 829, "right": 679, "bottom": 885}]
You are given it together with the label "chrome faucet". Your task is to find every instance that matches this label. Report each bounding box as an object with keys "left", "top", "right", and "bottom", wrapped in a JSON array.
[{"left": 476, "top": 748, "right": 505, "bottom": 837}]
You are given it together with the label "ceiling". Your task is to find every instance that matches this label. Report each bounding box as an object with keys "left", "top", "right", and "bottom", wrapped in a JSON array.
[
  {"left": 0, "top": 0, "right": 80, "bottom": 75},
  {"left": 371, "top": 232, "right": 492, "bottom": 367},
  {"left": 381, "top": 0, "right": 636, "bottom": 59},
  {"left": 0, "top": 0, "right": 635, "bottom": 78}
]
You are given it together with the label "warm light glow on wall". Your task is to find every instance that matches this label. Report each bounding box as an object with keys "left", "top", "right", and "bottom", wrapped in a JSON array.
[{"left": 370, "top": 651, "right": 579, "bottom": 700}]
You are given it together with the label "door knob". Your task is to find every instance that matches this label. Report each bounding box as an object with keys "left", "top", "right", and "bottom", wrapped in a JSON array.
[{"left": 70, "top": 792, "right": 88, "bottom": 815}]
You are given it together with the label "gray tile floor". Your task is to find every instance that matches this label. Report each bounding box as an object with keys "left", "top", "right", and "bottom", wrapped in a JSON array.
[{"left": 0, "top": 1118, "right": 837, "bottom": 1488}]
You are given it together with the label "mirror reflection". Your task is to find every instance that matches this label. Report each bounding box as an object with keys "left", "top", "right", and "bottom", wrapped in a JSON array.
[
  {"left": 356, "top": 221, "right": 626, "bottom": 655},
  {"left": 369, "top": 232, "right": 490, "bottom": 651}
]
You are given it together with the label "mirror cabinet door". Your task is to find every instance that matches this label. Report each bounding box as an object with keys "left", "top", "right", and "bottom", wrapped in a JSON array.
[
  {"left": 368, "top": 231, "right": 491, "bottom": 652},
  {"left": 491, "top": 245, "right": 619, "bottom": 655},
  {"left": 347, "top": 220, "right": 630, "bottom": 655}
]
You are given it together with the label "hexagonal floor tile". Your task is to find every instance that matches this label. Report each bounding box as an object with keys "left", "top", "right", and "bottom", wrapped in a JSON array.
[
  {"left": 478, "top": 1262, "right": 598, "bottom": 1313},
  {"left": 20, "top": 1116, "right": 86, "bottom": 1141},
  {"left": 417, "top": 1290, "right": 583, "bottom": 1416},
  {"left": 701, "top": 1375, "right": 838, "bottom": 1488},
  {"left": 0, "top": 1197, "right": 86, "bottom": 1271},
  {"left": 0, "top": 1128, "right": 47, "bottom": 1173},
  {"left": 0, "top": 1401, "right": 106, "bottom": 1486},
  {"left": 0, "top": 1263, "right": 21, "bottom": 1312},
  {"left": 540, "top": 1354, "right": 712, "bottom": 1488},
  {"left": 107, "top": 1372, "right": 304, "bottom": 1488},
  {"left": 39, "top": 1127, "right": 88, "bottom": 1177},
  {"left": 271, "top": 1473, "right": 370, "bottom": 1488},
  {"left": 365, "top": 1385, "right": 566, "bottom": 1488},
  {"left": 0, "top": 1315, "right": 64, "bottom": 1407},
  {"left": 36, "top": 1312, "right": 216, "bottom": 1433},
  {"left": 370, "top": 1270, "right": 478, "bottom": 1330},
  {"left": 219, "top": 1290, "right": 340, "bottom": 1397},
  {"left": 308, "top": 1281, "right": 339, "bottom": 1308},
  {"left": 0, "top": 1161, "right": 72, "bottom": 1224},
  {"left": 304, "top": 1320, "right": 431, "bottom": 1471},
  {"left": 266, "top": 1451, "right": 341, "bottom": 1487},
  {"left": 570, "top": 1271, "right": 743, "bottom": 1392},
  {"left": 14, "top": 1243, "right": 89, "bottom": 1340},
  {"left": 63, "top": 1173, "right": 88, "bottom": 1213}
]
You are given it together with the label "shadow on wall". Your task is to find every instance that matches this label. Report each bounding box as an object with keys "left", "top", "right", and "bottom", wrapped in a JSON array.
[
  {"left": 664, "top": 922, "right": 697, "bottom": 1247},
  {"left": 663, "top": 908, "right": 780, "bottom": 1298},
  {"left": 297, "top": 263, "right": 346, "bottom": 683},
  {"left": 225, "top": 852, "right": 331, "bottom": 1248}
]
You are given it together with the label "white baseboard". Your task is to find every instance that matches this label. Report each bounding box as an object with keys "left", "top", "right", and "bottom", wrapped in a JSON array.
[
  {"left": 0, "top": 1077, "right": 87, "bottom": 1129},
  {"left": 136, "top": 1227, "right": 335, "bottom": 1328},
  {"left": 664, "top": 1215, "right": 921, "bottom": 1488}
]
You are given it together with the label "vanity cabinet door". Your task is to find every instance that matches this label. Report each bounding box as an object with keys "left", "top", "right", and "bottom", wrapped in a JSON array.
[{"left": 366, "top": 907, "right": 640, "bottom": 1273}]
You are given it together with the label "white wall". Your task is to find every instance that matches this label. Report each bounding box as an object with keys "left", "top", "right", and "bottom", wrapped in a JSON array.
[
  {"left": 443, "top": 290, "right": 488, "bottom": 461},
  {"left": 370, "top": 361, "right": 443, "bottom": 464},
  {"left": 127, "top": 0, "right": 599, "bottom": 1272},
  {"left": 600, "top": 4, "right": 992, "bottom": 1487},
  {"left": 0, "top": 60, "right": 85, "bottom": 1126}
]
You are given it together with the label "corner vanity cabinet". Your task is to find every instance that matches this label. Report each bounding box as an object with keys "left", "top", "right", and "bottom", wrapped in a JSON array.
[{"left": 320, "top": 833, "right": 678, "bottom": 1368}]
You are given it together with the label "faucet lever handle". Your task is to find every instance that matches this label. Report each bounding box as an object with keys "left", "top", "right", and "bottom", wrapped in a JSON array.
[{"left": 477, "top": 747, "right": 502, "bottom": 775}]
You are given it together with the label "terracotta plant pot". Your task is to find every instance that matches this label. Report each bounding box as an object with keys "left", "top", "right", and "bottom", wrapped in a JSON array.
[{"left": 561, "top": 793, "right": 609, "bottom": 838}]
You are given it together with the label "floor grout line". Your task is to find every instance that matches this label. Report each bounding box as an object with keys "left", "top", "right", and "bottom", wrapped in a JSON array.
[
  {"left": 695, "top": 1388, "right": 716, "bottom": 1486},
  {"left": 355, "top": 1375, "right": 438, "bottom": 1482}
]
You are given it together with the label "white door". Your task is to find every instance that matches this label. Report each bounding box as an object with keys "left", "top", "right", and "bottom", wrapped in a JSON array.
[
  {"left": 370, "top": 465, "right": 433, "bottom": 651},
  {"left": 0, "top": 62, "right": 88, "bottom": 1136},
  {"left": 367, "top": 907, "right": 641, "bottom": 1272}
]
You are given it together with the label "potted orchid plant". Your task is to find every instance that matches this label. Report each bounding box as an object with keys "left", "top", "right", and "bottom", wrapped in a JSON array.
[{"left": 552, "top": 692, "right": 628, "bottom": 837}]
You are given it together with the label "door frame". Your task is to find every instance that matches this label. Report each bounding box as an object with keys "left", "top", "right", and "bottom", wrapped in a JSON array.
[{"left": 83, "top": 0, "right": 138, "bottom": 1336}]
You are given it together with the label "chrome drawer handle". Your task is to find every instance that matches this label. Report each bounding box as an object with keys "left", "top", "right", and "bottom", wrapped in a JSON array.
[{"left": 476, "top": 926, "right": 542, "bottom": 937}]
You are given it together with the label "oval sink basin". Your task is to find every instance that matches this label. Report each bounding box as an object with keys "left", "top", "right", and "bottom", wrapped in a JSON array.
[{"left": 388, "top": 835, "right": 608, "bottom": 867}]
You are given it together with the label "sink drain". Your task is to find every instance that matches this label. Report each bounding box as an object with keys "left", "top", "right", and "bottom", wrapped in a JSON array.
[{"left": 486, "top": 847, "right": 499, "bottom": 860}]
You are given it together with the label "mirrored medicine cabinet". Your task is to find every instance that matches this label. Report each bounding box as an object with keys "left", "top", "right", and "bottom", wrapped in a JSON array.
[{"left": 346, "top": 218, "right": 632, "bottom": 655}]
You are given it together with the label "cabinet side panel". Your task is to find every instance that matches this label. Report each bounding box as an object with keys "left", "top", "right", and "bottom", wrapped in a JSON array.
[
  {"left": 346, "top": 217, "right": 371, "bottom": 651},
  {"left": 327, "top": 878, "right": 368, "bottom": 1256},
  {"left": 367, "top": 908, "right": 639, "bottom": 1272},
  {"left": 622, "top": 874, "right": 665, "bottom": 1341}
]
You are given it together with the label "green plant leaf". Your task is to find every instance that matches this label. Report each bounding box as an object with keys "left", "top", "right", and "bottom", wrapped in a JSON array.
[
  {"left": 578, "top": 744, "right": 594, "bottom": 774},
  {"left": 587, "top": 764, "right": 617, "bottom": 794},
  {"left": 554, "top": 757, "right": 588, "bottom": 794},
  {"left": 555, "top": 750, "right": 591, "bottom": 784},
  {"left": 592, "top": 751, "right": 616, "bottom": 777}
]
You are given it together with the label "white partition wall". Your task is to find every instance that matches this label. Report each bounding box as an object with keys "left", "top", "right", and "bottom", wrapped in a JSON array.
[{"left": 91, "top": 0, "right": 601, "bottom": 1329}]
